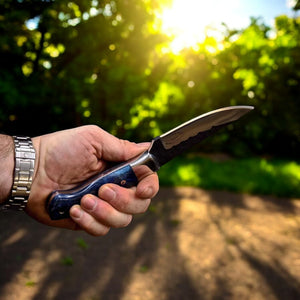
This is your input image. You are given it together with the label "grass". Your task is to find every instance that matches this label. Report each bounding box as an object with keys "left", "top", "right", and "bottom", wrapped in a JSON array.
[
  {"left": 76, "top": 238, "right": 89, "bottom": 250},
  {"left": 158, "top": 155, "right": 300, "bottom": 198},
  {"left": 25, "top": 281, "right": 36, "bottom": 287},
  {"left": 61, "top": 256, "right": 74, "bottom": 266}
]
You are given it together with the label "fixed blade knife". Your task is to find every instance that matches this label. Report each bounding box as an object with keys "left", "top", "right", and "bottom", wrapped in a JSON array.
[{"left": 47, "top": 105, "right": 253, "bottom": 220}]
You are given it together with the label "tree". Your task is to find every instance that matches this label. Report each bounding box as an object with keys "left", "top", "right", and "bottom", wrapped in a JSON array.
[
  {"left": 0, "top": 0, "right": 167, "bottom": 135},
  {"left": 1, "top": 1, "right": 299, "bottom": 159}
]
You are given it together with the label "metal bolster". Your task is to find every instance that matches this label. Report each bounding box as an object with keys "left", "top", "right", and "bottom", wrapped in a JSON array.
[{"left": 129, "top": 151, "right": 160, "bottom": 172}]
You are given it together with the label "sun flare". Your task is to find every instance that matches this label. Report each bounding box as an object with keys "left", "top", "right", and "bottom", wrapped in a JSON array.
[{"left": 158, "top": 0, "right": 241, "bottom": 53}]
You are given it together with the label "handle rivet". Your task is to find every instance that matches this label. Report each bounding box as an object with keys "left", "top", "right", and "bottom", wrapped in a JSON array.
[{"left": 121, "top": 180, "right": 126, "bottom": 185}]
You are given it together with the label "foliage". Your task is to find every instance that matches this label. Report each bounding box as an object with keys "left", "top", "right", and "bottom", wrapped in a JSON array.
[
  {"left": 25, "top": 280, "right": 36, "bottom": 287},
  {"left": 76, "top": 237, "right": 89, "bottom": 250},
  {"left": 0, "top": 1, "right": 299, "bottom": 159},
  {"left": 0, "top": 0, "right": 168, "bottom": 135},
  {"left": 61, "top": 256, "right": 74, "bottom": 266},
  {"left": 158, "top": 155, "right": 300, "bottom": 198}
]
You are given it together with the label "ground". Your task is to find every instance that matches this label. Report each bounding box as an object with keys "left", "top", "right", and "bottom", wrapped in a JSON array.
[{"left": 0, "top": 187, "right": 299, "bottom": 300}]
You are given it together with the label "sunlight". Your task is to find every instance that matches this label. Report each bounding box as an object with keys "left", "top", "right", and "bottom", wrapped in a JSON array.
[{"left": 158, "top": 0, "right": 241, "bottom": 53}]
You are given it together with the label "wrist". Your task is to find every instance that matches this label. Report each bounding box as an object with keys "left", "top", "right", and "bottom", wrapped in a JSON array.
[
  {"left": 1, "top": 136, "right": 36, "bottom": 211},
  {"left": 0, "top": 135, "right": 14, "bottom": 204}
]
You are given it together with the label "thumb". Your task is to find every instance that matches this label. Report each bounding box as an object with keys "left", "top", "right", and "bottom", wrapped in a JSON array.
[{"left": 97, "top": 128, "right": 149, "bottom": 162}]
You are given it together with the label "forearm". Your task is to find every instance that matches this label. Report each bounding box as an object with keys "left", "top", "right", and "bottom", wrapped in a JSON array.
[{"left": 0, "top": 134, "right": 14, "bottom": 204}]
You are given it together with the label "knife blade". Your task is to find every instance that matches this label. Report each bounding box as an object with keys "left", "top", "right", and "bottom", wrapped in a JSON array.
[{"left": 47, "top": 105, "right": 253, "bottom": 220}]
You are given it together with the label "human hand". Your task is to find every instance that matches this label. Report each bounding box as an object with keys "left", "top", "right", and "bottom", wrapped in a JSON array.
[{"left": 27, "top": 125, "right": 159, "bottom": 236}]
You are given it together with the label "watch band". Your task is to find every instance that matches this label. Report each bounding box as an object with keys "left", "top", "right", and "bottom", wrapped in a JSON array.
[{"left": 2, "top": 136, "right": 36, "bottom": 211}]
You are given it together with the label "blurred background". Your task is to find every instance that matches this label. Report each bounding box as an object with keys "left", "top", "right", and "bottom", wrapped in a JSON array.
[
  {"left": 1, "top": 0, "right": 300, "bottom": 198},
  {"left": 0, "top": 1, "right": 300, "bottom": 299}
]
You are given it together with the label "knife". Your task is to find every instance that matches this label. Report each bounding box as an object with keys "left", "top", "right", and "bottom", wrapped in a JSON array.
[{"left": 47, "top": 105, "right": 253, "bottom": 220}]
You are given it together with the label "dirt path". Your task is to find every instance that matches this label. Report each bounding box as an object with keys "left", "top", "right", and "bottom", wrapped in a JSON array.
[{"left": 0, "top": 187, "right": 299, "bottom": 300}]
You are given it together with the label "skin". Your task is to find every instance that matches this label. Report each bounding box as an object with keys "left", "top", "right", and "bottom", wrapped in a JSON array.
[{"left": 0, "top": 126, "right": 159, "bottom": 236}]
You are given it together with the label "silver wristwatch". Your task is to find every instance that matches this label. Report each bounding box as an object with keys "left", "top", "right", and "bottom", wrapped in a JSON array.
[{"left": 2, "top": 136, "right": 36, "bottom": 211}]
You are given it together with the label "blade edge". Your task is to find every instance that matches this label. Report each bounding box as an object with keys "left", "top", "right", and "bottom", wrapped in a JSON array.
[{"left": 149, "top": 106, "right": 253, "bottom": 167}]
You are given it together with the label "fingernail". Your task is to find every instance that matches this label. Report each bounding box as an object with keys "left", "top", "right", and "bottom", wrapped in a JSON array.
[
  {"left": 70, "top": 206, "right": 83, "bottom": 219},
  {"left": 141, "top": 187, "right": 153, "bottom": 198},
  {"left": 100, "top": 186, "right": 116, "bottom": 201},
  {"left": 82, "top": 196, "right": 97, "bottom": 211}
]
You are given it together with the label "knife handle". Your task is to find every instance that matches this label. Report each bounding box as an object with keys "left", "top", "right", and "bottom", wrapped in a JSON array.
[{"left": 47, "top": 163, "right": 138, "bottom": 220}]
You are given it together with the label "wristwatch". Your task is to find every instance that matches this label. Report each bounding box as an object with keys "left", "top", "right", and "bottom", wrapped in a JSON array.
[{"left": 2, "top": 136, "right": 36, "bottom": 211}]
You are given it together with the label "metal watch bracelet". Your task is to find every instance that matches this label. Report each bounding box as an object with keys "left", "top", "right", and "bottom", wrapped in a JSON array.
[{"left": 2, "top": 136, "right": 36, "bottom": 211}]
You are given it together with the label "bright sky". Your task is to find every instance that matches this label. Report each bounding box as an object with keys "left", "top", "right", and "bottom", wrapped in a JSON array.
[{"left": 159, "top": 0, "right": 298, "bottom": 52}]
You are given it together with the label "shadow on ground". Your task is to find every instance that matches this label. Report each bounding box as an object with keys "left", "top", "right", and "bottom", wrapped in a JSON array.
[{"left": 0, "top": 187, "right": 299, "bottom": 300}]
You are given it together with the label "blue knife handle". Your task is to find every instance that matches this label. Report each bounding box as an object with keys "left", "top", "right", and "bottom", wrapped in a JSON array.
[{"left": 47, "top": 163, "right": 138, "bottom": 220}]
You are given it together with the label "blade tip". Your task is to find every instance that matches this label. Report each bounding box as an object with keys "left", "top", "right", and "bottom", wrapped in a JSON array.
[{"left": 241, "top": 105, "right": 254, "bottom": 111}]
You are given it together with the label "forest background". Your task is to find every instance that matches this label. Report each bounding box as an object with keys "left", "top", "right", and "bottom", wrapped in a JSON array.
[{"left": 1, "top": 0, "right": 300, "bottom": 197}]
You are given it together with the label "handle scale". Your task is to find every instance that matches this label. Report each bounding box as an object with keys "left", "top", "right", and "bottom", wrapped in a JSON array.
[{"left": 47, "top": 163, "right": 138, "bottom": 220}]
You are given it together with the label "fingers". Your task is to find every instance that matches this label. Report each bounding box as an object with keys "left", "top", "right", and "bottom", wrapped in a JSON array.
[
  {"left": 70, "top": 194, "right": 132, "bottom": 236},
  {"left": 70, "top": 205, "right": 110, "bottom": 236},
  {"left": 97, "top": 170, "right": 159, "bottom": 214},
  {"left": 70, "top": 171, "right": 159, "bottom": 236},
  {"left": 136, "top": 172, "right": 159, "bottom": 199},
  {"left": 98, "top": 185, "right": 151, "bottom": 214}
]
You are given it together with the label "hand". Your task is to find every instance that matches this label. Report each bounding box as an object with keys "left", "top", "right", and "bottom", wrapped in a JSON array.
[{"left": 27, "top": 125, "right": 159, "bottom": 236}]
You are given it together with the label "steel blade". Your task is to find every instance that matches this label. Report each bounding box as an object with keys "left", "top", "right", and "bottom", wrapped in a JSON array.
[{"left": 148, "top": 106, "right": 253, "bottom": 168}]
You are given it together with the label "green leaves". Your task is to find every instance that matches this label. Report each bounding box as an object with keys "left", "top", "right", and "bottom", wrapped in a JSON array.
[
  {"left": 158, "top": 156, "right": 300, "bottom": 198},
  {"left": 0, "top": 1, "right": 299, "bottom": 158}
]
